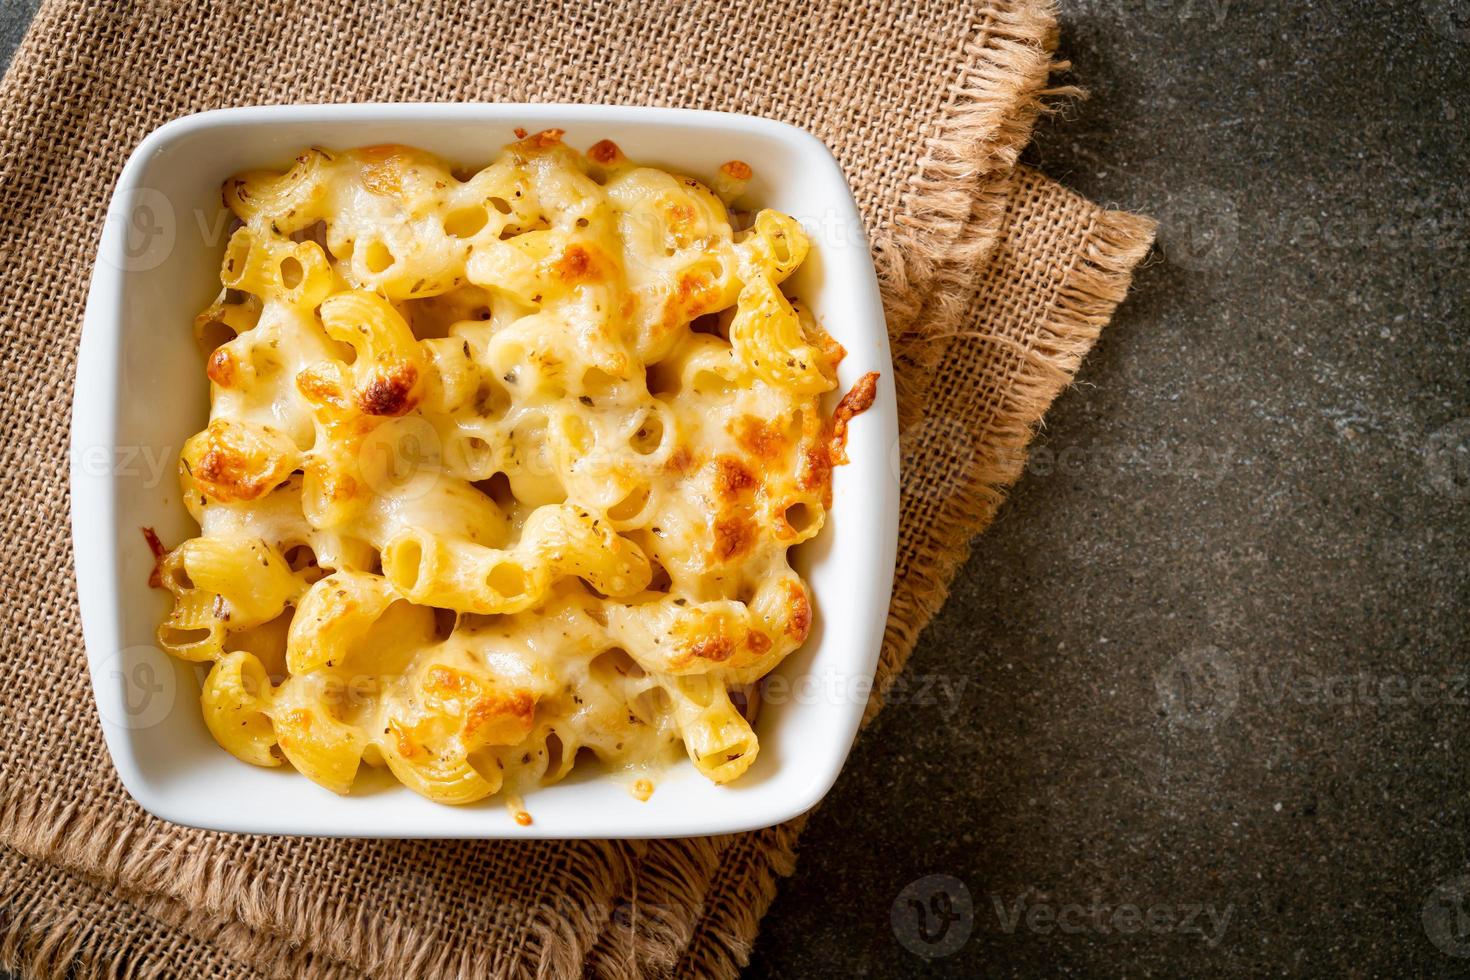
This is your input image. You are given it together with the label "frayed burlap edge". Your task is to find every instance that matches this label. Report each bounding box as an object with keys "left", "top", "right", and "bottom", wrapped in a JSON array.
[
  {"left": 8, "top": 865, "right": 438, "bottom": 980},
  {"left": 583, "top": 834, "right": 728, "bottom": 978},
  {"left": 874, "top": 0, "right": 1073, "bottom": 345},
  {"left": 0, "top": 778, "right": 644, "bottom": 979},
  {"left": 0, "top": 846, "right": 346, "bottom": 980}
]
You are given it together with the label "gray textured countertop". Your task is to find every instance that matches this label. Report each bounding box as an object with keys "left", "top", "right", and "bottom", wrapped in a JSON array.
[
  {"left": 4, "top": 1, "right": 1467, "bottom": 976},
  {"left": 752, "top": 2, "right": 1470, "bottom": 976}
]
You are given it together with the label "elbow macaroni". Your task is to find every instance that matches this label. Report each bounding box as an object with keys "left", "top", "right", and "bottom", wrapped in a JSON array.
[{"left": 159, "top": 131, "right": 878, "bottom": 805}]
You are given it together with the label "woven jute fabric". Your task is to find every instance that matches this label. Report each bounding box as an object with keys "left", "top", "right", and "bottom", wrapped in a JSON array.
[{"left": 0, "top": 1, "right": 1155, "bottom": 977}]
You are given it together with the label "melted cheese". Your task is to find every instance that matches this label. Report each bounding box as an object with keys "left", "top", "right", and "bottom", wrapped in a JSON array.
[{"left": 156, "top": 131, "right": 868, "bottom": 805}]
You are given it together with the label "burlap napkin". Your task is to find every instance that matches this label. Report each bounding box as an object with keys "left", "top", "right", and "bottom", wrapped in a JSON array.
[{"left": 0, "top": 1, "right": 1154, "bottom": 976}]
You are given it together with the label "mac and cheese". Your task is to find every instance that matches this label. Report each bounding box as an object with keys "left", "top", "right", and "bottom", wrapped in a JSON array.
[{"left": 155, "top": 130, "right": 877, "bottom": 806}]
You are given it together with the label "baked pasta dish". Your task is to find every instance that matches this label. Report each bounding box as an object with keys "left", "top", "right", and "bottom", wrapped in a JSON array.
[{"left": 152, "top": 129, "right": 878, "bottom": 808}]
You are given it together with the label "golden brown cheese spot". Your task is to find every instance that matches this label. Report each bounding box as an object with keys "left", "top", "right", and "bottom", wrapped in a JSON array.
[
  {"left": 798, "top": 444, "right": 834, "bottom": 507},
  {"left": 678, "top": 270, "right": 710, "bottom": 301},
  {"left": 388, "top": 719, "right": 418, "bottom": 758},
  {"left": 588, "top": 139, "right": 622, "bottom": 164},
  {"left": 425, "top": 666, "right": 472, "bottom": 697},
  {"left": 308, "top": 458, "right": 361, "bottom": 505},
  {"left": 713, "top": 456, "right": 757, "bottom": 499},
  {"left": 712, "top": 513, "right": 756, "bottom": 562},
  {"left": 514, "top": 128, "right": 565, "bottom": 150},
  {"left": 348, "top": 415, "right": 383, "bottom": 440},
  {"left": 513, "top": 127, "right": 529, "bottom": 139},
  {"left": 720, "top": 160, "right": 753, "bottom": 181},
  {"left": 666, "top": 202, "right": 697, "bottom": 233},
  {"left": 661, "top": 270, "right": 719, "bottom": 332},
  {"left": 360, "top": 145, "right": 414, "bottom": 197},
  {"left": 814, "top": 329, "right": 847, "bottom": 370},
  {"left": 664, "top": 446, "right": 695, "bottom": 475},
  {"left": 276, "top": 708, "right": 313, "bottom": 752},
  {"left": 359, "top": 144, "right": 407, "bottom": 160},
  {"left": 332, "top": 473, "right": 360, "bottom": 503},
  {"left": 196, "top": 448, "right": 254, "bottom": 499},
  {"left": 732, "top": 415, "right": 787, "bottom": 461},
  {"left": 746, "top": 630, "right": 772, "bottom": 655},
  {"left": 189, "top": 421, "right": 293, "bottom": 503},
  {"left": 207, "top": 347, "right": 238, "bottom": 388},
  {"left": 357, "top": 363, "right": 419, "bottom": 417},
  {"left": 783, "top": 581, "right": 812, "bottom": 642},
  {"left": 464, "top": 690, "right": 536, "bottom": 743},
  {"left": 686, "top": 631, "right": 736, "bottom": 664},
  {"left": 671, "top": 611, "right": 743, "bottom": 669},
  {"left": 296, "top": 366, "right": 349, "bottom": 410},
  {"left": 552, "top": 244, "right": 603, "bottom": 284},
  {"left": 829, "top": 371, "right": 880, "bottom": 465}
]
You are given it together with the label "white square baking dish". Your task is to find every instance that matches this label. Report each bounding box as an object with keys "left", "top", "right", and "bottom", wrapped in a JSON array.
[{"left": 71, "top": 103, "right": 898, "bottom": 837}]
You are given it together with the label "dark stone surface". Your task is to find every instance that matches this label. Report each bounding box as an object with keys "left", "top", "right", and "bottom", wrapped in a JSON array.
[
  {"left": 747, "top": 1, "right": 1470, "bottom": 977},
  {"left": 3, "top": 1, "right": 1468, "bottom": 977},
  {"left": 0, "top": 0, "right": 38, "bottom": 74}
]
